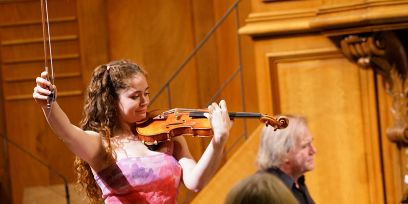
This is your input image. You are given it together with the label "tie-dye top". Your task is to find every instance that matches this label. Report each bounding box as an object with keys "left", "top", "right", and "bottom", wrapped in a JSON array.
[{"left": 94, "top": 153, "right": 182, "bottom": 204}]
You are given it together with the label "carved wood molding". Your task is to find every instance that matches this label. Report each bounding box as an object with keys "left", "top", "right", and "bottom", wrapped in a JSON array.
[
  {"left": 239, "top": 9, "right": 316, "bottom": 36},
  {"left": 240, "top": 0, "right": 408, "bottom": 37},
  {"left": 338, "top": 31, "right": 408, "bottom": 144},
  {"left": 311, "top": 0, "right": 408, "bottom": 29}
]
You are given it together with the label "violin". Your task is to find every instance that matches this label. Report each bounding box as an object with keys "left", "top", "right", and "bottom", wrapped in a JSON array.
[{"left": 136, "top": 108, "right": 289, "bottom": 145}]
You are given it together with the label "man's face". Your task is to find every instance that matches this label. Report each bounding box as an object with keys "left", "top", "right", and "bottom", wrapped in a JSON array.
[{"left": 285, "top": 126, "right": 317, "bottom": 175}]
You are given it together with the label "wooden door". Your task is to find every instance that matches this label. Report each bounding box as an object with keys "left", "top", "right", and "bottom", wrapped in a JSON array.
[{"left": 258, "top": 35, "right": 383, "bottom": 203}]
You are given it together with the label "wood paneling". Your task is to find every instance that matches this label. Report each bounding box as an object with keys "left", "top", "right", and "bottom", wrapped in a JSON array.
[
  {"left": 192, "top": 125, "right": 263, "bottom": 203},
  {"left": 199, "top": 0, "right": 408, "bottom": 203},
  {"left": 23, "top": 184, "right": 86, "bottom": 204},
  {"left": 76, "top": 0, "right": 108, "bottom": 85},
  {"left": 311, "top": 0, "right": 408, "bottom": 30},
  {"left": 0, "top": 0, "right": 82, "bottom": 203},
  {"left": 377, "top": 74, "right": 404, "bottom": 204},
  {"left": 275, "top": 56, "right": 382, "bottom": 204},
  {"left": 240, "top": 0, "right": 408, "bottom": 37},
  {"left": 256, "top": 35, "right": 384, "bottom": 204},
  {"left": 194, "top": 33, "right": 386, "bottom": 203}
]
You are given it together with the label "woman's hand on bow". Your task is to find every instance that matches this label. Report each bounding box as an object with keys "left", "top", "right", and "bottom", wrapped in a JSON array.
[{"left": 33, "top": 71, "right": 56, "bottom": 108}]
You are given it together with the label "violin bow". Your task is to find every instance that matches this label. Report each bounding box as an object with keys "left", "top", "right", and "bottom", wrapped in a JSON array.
[{"left": 40, "top": 0, "right": 56, "bottom": 108}]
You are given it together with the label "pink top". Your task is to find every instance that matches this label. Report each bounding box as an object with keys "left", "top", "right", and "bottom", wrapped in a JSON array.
[{"left": 94, "top": 153, "right": 182, "bottom": 204}]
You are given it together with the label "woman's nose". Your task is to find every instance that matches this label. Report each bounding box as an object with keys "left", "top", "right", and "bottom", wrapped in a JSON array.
[{"left": 140, "top": 94, "right": 149, "bottom": 106}]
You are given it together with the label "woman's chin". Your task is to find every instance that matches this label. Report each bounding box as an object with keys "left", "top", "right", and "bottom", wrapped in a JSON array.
[{"left": 135, "top": 113, "right": 147, "bottom": 122}]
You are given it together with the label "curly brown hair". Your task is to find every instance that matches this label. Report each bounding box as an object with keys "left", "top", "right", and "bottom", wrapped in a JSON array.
[{"left": 74, "top": 60, "right": 147, "bottom": 203}]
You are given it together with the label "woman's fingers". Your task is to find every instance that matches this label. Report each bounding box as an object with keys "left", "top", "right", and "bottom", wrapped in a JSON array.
[
  {"left": 40, "top": 71, "right": 48, "bottom": 78},
  {"left": 33, "top": 71, "right": 55, "bottom": 106},
  {"left": 36, "top": 73, "right": 51, "bottom": 88},
  {"left": 219, "top": 100, "right": 227, "bottom": 112},
  {"left": 206, "top": 100, "right": 231, "bottom": 143},
  {"left": 34, "top": 85, "right": 52, "bottom": 96}
]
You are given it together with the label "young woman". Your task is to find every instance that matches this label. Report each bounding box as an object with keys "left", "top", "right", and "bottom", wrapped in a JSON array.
[{"left": 33, "top": 60, "right": 232, "bottom": 204}]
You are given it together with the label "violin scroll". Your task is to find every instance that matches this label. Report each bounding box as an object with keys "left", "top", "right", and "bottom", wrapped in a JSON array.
[{"left": 260, "top": 115, "right": 289, "bottom": 130}]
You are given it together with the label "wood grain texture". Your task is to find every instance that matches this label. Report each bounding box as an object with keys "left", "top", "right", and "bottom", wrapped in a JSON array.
[
  {"left": 240, "top": 0, "right": 408, "bottom": 36},
  {"left": 376, "top": 74, "right": 403, "bottom": 204},
  {"left": 265, "top": 35, "right": 384, "bottom": 204},
  {"left": 276, "top": 58, "right": 382, "bottom": 203},
  {"left": 192, "top": 125, "right": 263, "bottom": 203},
  {"left": 195, "top": 29, "right": 387, "bottom": 202},
  {"left": 0, "top": 0, "right": 81, "bottom": 203}
]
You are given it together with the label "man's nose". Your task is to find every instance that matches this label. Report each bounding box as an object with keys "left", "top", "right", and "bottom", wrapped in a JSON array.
[{"left": 310, "top": 145, "right": 317, "bottom": 154}]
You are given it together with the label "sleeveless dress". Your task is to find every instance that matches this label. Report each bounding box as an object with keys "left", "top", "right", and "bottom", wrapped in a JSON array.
[{"left": 94, "top": 153, "right": 182, "bottom": 204}]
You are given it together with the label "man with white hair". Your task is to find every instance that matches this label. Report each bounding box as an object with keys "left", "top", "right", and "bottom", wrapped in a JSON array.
[{"left": 256, "top": 115, "right": 317, "bottom": 204}]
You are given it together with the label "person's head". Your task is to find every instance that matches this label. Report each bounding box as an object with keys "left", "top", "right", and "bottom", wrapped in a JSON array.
[
  {"left": 257, "top": 115, "right": 316, "bottom": 178},
  {"left": 225, "top": 172, "right": 298, "bottom": 204},
  {"left": 81, "top": 59, "right": 149, "bottom": 133},
  {"left": 76, "top": 59, "right": 148, "bottom": 203}
]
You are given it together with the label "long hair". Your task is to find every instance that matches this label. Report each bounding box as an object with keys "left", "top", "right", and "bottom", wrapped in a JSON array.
[
  {"left": 256, "top": 115, "right": 307, "bottom": 170},
  {"left": 74, "top": 60, "right": 147, "bottom": 203},
  {"left": 225, "top": 172, "right": 298, "bottom": 204}
]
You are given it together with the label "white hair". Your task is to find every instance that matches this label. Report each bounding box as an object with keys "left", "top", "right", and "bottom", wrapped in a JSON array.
[{"left": 256, "top": 115, "right": 307, "bottom": 170}]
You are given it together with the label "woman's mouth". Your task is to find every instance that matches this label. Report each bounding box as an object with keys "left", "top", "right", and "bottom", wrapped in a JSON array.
[{"left": 135, "top": 109, "right": 147, "bottom": 114}]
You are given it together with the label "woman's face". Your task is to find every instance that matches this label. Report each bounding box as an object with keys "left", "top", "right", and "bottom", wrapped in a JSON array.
[{"left": 117, "top": 73, "right": 150, "bottom": 124}]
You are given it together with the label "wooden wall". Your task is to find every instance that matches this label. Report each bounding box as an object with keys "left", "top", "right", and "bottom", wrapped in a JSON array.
[
  {"left": 256, "top": 35, "right": 383, "bottom": 204},
  {"left": 0, "top": 1, "right": 81, "bottom": 204},
  {"left": 194, "top": 0, "right": 408, "bottom": 204}
]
